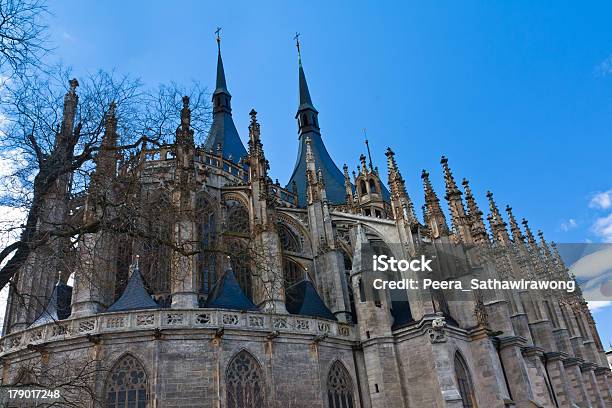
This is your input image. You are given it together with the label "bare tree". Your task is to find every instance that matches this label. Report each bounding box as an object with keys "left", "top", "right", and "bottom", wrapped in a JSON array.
[
  {"left": 0, "top": 66, "right": 211, "bottom": 290},
  {"left": 0, "top": 0, "right": 50, "bottom": 78}
]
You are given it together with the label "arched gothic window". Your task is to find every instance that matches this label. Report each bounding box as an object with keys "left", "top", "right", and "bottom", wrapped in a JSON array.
[
  {"left": 226, "top": 199, "right": 250, "bottom": 236},
  {"left": 226, "top": 350, "right": 265, "bottom": 408},
  {"left": 454, "top": 353, "right": 476, "bottom": 408},
  {"left": 105, "top": 354, "right": 148, "bottom": 408},
  {"left": 327, "top": 361, "right": 354, "bottom": 408},
  {"left": 368, "top": 178, "right": 377, "bottom": 193},
  {"left": 359, "top": 180, "right": 367, "bottom": 196},
  {"left": 278, "top": 224, "right": 301, "bottom": 253}
]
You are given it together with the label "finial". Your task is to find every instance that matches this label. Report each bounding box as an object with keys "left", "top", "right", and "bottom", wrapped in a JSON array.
[
  {"left": 180, "top": 96, "right": 191, "bottom": 130},
  {"left": 215, "top": 27, "right": 222, "bottom": 50},
  {"left": 362, "top": 128, "right": 374, "bottom": 171},
  {"left": 56, "top": 270, "right": 62, "bottom": 284},
  {"left": 249, "top": 108, "right": 257, "bottom": 122},
  {"left": 294, "top": 32, "right": 301, "bottom": 62},
  {"left": 68, "top": 78, "right": 79, "bottom": 93}
]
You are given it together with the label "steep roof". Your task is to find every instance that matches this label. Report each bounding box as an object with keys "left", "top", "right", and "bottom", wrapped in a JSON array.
[
  {"left": 203, "top": 43, "right": 248, "bottom": 163},
  {"left": 204, "top": 267, "right": 258, "bottom": 311},
  {"left": 106, "top": 265, "right": 159, "bottom": 313},
  {"left": 30, "top": 281, "right": 72, "bottom": 327},
  {"left": 285, "top": 279, "right": 336, "bottom": 321}
]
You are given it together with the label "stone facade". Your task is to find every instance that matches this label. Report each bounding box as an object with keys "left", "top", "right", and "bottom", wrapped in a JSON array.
[{"left": 0, "top": 38, "right": 610, "bottom": 408}]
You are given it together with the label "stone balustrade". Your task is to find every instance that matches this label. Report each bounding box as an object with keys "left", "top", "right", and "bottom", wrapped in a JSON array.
[{"left": 0, "top": 309, "right": 354, "bottom": 356}]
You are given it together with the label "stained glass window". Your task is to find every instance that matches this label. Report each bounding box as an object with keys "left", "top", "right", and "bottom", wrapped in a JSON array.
[
  {"left": 327, "top": 361, "right": 354, "bottom": 408},
  {"left": 106, "top": 354, "right": 148, "bottom": 408},
  {"left": 226, "top": 350, "right": 264, "bottom": 408}
]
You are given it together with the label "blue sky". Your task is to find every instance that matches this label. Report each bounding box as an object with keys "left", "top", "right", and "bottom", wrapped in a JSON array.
[{"left": 46, "top": 1, "right": 612, "bottom": 345}]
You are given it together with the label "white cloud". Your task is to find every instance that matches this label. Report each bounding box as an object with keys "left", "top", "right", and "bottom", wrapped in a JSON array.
[
  {"left": 592, "top": 214, "right": 612, "bottom": 243},
  {"left": 588, "top": 300, "right": 612, "bottom": 312},
  {"left": 560, "top": 218, "right": 578, "bottom": 231},
  {"left": 589, "top": 190, "right": 612, "bottom": 210},
  {"left": 596, "top": 55, "right": 612, "bottom": 77}
]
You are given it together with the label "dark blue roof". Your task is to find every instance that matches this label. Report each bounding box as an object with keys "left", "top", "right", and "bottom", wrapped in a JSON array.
[
  {"left": 30, "top": 281, "right": 72, "bottom": 327},
  {"left": 106, "top": 268, "right": 159, "bottom": 313},
  {"left": 287, "top": 133, "right": 348, "bottom": 206},
  {"left": 204, "top": 268, "right": 258, "bottom": 311},
  {"left": 285, "top": 280, "right": 336, "bottom": 321},
  {"left": 203, "top": 47, "right": 248, "bottom": 163}
]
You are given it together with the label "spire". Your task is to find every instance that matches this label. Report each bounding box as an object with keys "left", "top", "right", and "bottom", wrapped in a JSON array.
[
  {"left": 287, "top": 36, "right": 348, "bottom": 207},
  {"left": 214, "top": 27, "right": 229, "bottom": 96},
  {"left": 385, "top": 148, "right": 417, "bottom": 224},
  {"left": 422, "top": 169, "right": 449, "bottom": 238},
  {"left": 59, "top": 78, "right": 79, "bottom": 142},
  {"left": 505, "top": 205, "right": 524, "bottom": 243},
  {"left": 486, "top": 191, "right": 510, "bottom": 244},
  {"left": 462, "top": 178, "right": 488, "bottom": 244},
  {"left": 343, "top": 163, "right": 354, "bottom": 205},
  {"left": 538, "top": 230, "right": 554, "bottom": 263},
  {"left": 176, "top": 96, "right": 195, "bottom": 146},
  {"left": 521, "top": 218, "right": 537, "bottom": 245},
  {"left": 295, "top": 32, "right": 316, "bottom": 114},
  {"left": 440, "top": 156, "right": 471, "bottom": 243},
  {"left": 204, "top": 30, "right": 248, "bottom": 163}
]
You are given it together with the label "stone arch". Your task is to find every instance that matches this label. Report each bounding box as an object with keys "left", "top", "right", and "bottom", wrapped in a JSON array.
[
  {"left": 278, "top": 223, "right": 301, "bottom": 253},
  {"left": 277, "top": 212, "right": 313, "bottom": 256},
  {"left": 454, "top": 351, "right": 477, "bottom": 408},
  {"left": 105, "top": 353, "right": 149, "bottom": 408},
  {"left": 326, "top": 360, "right": 355, "bottom": 408},
  {"left": 225, "top": 349, "right": 265, "bottom": 408}
]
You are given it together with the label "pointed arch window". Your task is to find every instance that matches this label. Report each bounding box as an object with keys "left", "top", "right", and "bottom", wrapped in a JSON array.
[
  {"left": 105, "top": 354, "right": 148, "bottom": 408},
  {"left": 359, "top": 180, "right": 367, "bottom": 196},
  {"left": 283, "top": 258, "right": 305, "bottom": 289},
  {"left": 327, "top": 361, "right": 355, "bottom": 408},
  {"left": 226, "top": 350, "right": 265, "bottom": 408},
  {"left": 368, "top": 178, "right": 377, "bottom": 193},
  {"left": 454, "top": 352, "right": 476, "bottom": 408},
  {"left": 278, "top": 224, "right": 301, "bottom": 253}
]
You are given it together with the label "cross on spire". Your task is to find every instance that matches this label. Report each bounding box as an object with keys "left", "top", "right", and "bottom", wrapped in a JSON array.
[
  {"left": 294, "top": 32, "right": 301, "bottom": 60},
  {"left": 215, "top": 27, "right": 222, "bottom": 49}
]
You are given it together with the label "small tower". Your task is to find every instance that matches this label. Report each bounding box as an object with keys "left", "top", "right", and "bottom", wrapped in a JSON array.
[{"left": 353, "top": 137, "right": 389, "bottom": 218}]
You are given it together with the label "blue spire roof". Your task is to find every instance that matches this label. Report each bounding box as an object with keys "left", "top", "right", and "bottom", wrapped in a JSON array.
[
  {"left": 31, "top": 280, "right": 72, "bottom": 327},
  {"left": 204, "top": 267, "right": 258, "bottom": 311},
  {"left": 285, "top": 279, "right": 336, "bottom": 321},
  {"left": 107, "top": 262, "right": 159, "bottom": 313},
  {"left": 287, "top": 133, "right": 349, "bottom": 206},
  {"left": 203, "top": 43, "right": 248, "bottom": 163},
  {"left": 298, "top": 59, "right": 317, "bottom": 113}
]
